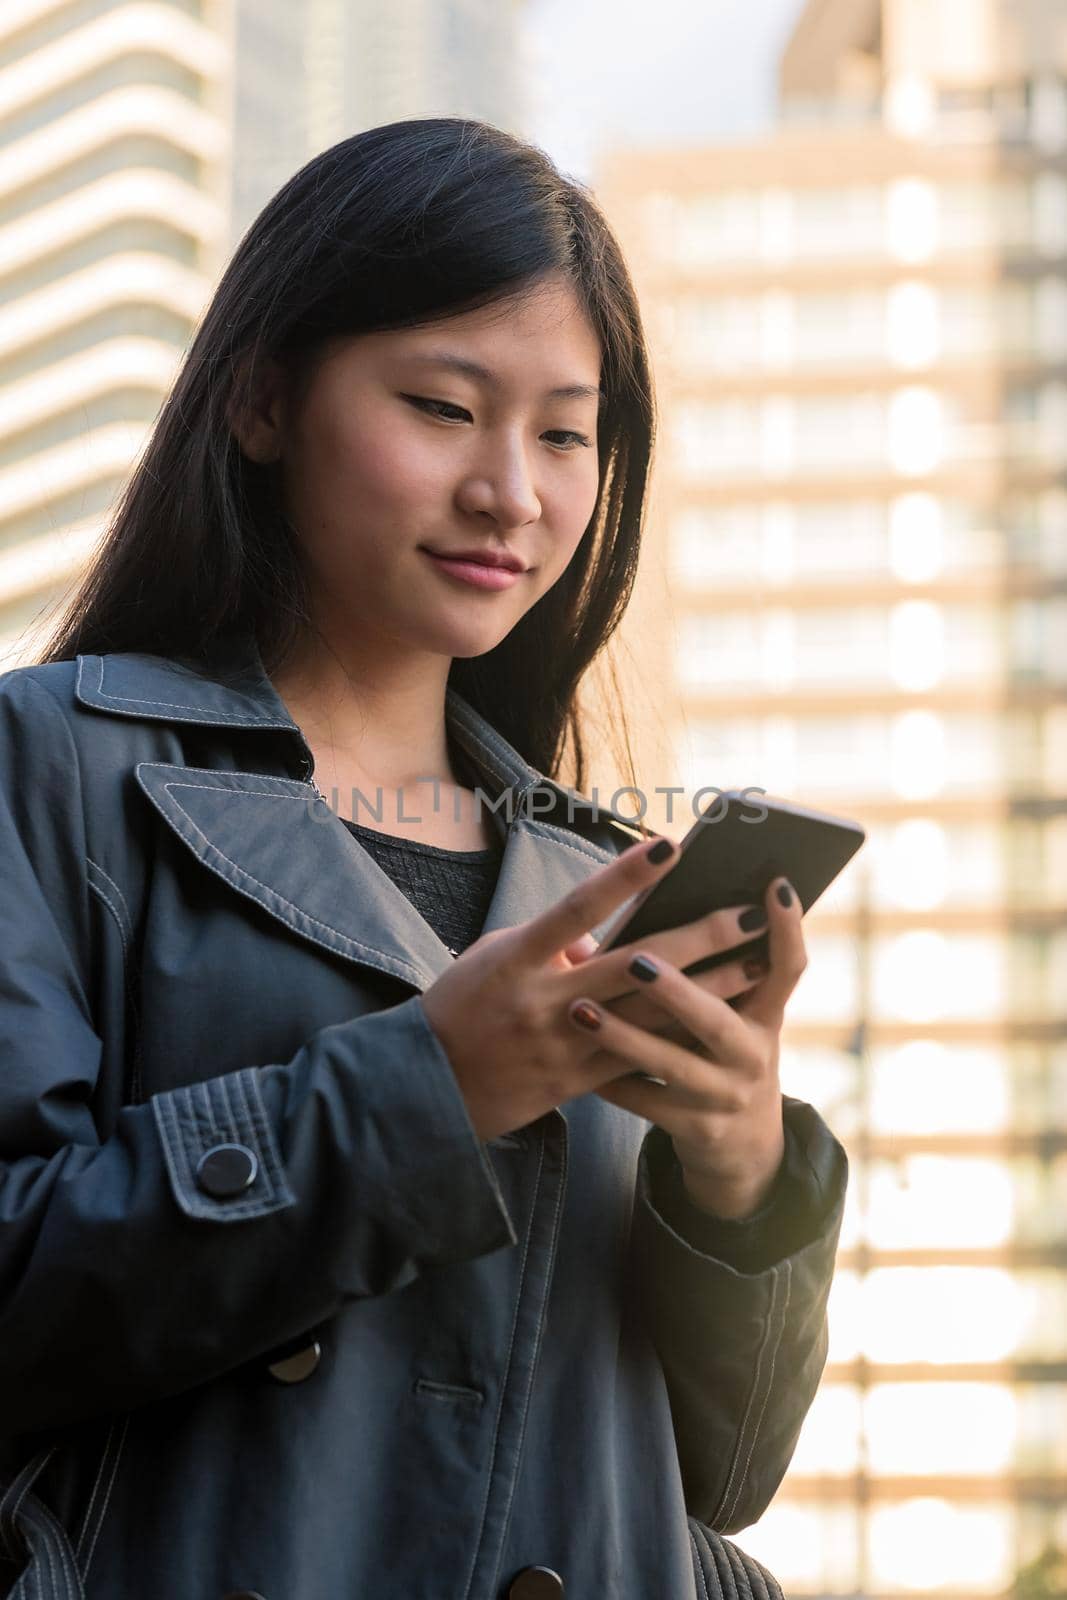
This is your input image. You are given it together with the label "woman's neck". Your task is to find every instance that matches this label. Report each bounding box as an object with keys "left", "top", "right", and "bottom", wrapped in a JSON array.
[{"left": 268, "top": 635, "right": 456, "bottom": 794}]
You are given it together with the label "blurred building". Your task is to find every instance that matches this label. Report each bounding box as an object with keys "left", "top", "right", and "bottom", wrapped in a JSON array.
[
  {"left": 0, "top": 0, "right": 526, "bottom": 665},
  {"left": 597, "top": 0, "right": 1067, "bottom": 1594},
  {"left": 0, "top": 0, "right": 231, "bottom": 665},
  {"left": 229, "top": 0, "right": 527, "bottom": 240}
]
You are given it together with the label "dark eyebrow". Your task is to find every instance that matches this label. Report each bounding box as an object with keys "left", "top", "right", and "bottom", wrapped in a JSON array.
[{"left": 401, "top": 351, "right": 604, "bottom": 404}]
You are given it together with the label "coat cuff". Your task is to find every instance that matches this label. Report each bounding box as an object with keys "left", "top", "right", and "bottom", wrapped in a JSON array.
[{"left": 639, "top": 1096, "right": 846, "bottom": 1275}]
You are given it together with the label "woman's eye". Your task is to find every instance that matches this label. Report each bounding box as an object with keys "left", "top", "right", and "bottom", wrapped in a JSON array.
[
  {"left": 402, "top": 396, "right": 592, "bottom": 451},
  {"left": 544, "top": 430, "right": 593, "bottom": 451},
  {"left": 402, "top": 395, "right": 470, "bottom": 422}
]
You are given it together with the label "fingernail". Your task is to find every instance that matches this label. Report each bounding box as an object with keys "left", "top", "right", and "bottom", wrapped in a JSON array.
[
  {"left": 646, "top": 836, "right": 675, "bottom": 865},
  {"left": 738, "top": 905, "right": 768, "bottom": 932},
  {"left": 743, "top": 957, "right": 769, "bottom": 979},
  {"left": 570, "top": 1000, "right": 602, "bottom": 1030},
  {"left": 777, "top": 881, "right": 794, "bottom": 908},
  {"left": 628, "top": 954, "right": 659, "bottom": 982}
]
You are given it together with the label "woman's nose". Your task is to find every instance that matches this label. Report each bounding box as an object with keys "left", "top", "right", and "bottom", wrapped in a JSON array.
[{"left": 457, "top": 446, "right": 541, "bottom": 529}]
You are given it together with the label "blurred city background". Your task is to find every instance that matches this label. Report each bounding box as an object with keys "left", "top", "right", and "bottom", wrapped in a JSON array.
[{"left": 1, "top": 1, "right": 1065, "bottom": 1595}]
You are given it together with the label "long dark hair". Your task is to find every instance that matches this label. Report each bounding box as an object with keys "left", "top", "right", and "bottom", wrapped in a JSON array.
[{"left": 35, "top": 117, "right": 656, "bottom": 803}]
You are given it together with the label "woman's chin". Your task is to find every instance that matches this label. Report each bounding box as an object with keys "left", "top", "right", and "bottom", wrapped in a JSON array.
[
  {"left": 420, "top": 617, "right": 519, "bottom": 661},
  {"left": 443, "top": 636, "right": 510, "bottom": 662}
]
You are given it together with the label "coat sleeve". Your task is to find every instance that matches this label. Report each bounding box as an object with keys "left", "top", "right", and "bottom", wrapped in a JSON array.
[
  {"left": 0, "top": 672, "right": 516, "bottom": 1441},
  {"left": 628, "top": 1094, "right": 847, "bottom": 1533}
]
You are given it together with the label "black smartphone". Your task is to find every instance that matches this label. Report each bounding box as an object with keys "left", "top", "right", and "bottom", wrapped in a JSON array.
[{"left": 597, "top": 789, "right": 866, "bottom": 981}]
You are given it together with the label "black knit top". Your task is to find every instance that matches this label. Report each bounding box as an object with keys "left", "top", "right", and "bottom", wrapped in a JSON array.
[{"left": 340, "top": 816, "right": 504, "bottom": 956}]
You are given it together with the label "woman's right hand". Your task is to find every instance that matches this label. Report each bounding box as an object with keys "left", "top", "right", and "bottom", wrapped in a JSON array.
[{"left": 420, "top": 835, "right": 766, "bottom": 1143}]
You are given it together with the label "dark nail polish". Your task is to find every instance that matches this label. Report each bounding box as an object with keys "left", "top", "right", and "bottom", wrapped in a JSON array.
[
  {"left": 777, "top": 881, "right": 794, "bottom": 908},
  {"left": 646, "top": 836, "right": 674, "bottom": 864},
  {"left": 738, "top": 905, "right": 768, "bottom": 932},
  {"left": 571, "top": 1001, "right": 602, "bottom": 1030},
  {"left": 628, "top": 955, "right": 659, "bottom": 982},
  {"left": 743, "top": 957, "right": 769, "bottom": 979}
]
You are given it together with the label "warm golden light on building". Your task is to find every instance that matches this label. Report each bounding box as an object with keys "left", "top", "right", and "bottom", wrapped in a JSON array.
[{"left": 596, "top": 0, "right": 1067, "bottom": 1592}]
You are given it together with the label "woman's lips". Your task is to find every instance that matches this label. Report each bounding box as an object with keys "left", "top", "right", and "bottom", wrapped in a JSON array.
[{"left": 421, "top": 550, "right": 522, "bottom": 590}]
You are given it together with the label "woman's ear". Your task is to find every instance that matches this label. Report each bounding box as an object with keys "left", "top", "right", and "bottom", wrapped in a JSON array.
[{"left": 227, "top": 355, "right": 287, "bottom": 463}]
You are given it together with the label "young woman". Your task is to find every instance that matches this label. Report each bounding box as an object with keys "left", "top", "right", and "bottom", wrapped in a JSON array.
[{"left": 0, "top": 119, "right": 846, "bottom": 1600}]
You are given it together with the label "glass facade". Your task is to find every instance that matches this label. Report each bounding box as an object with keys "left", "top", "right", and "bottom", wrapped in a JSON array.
[
  {"left": 642, "top": 169, "right": 1067, "bottom": 268},
  {"left": 0, "top": 0, "right": 227, "bottom": 664},
  {"left": 604, "top": 33, "right": 1067, "bottom": 1599}
]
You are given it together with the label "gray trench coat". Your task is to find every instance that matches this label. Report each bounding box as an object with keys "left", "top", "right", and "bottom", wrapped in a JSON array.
[{"left": 0, "top": 633, "right": 846, "bottom": 1599}]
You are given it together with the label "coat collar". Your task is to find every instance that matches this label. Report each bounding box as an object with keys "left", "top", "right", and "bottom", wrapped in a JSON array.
[{"left": 74, "top": 632, "right": 640, "bottom": 992}]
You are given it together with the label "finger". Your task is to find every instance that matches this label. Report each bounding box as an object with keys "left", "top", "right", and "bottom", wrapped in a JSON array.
[
  {"left": 601, "top": 947, "right": 767, "bottom": 1024},
  {"left": 509, "top": 834, "right": 679, "bottom": 969},
  {"left": 593, "top": 1071, "right": 718, "bottom": 1121},
  {"left": 600, "top": 953, "right": 769, "bottom": 1034},
  {"left": 559, "top": 904, "right": 769, "bottom": 1007},
  {"left": 733, "top": 877, "right": 807, "bottom": 1029},
  {"left": 605, "top": 953, "right": 759, "bottom": 1069},
  {"left": 566, "top": 968, "right": 759, "bottom": 1100},
  {"left": 665, "top": 954, "right": 770, "bottom": 1012},
  {"left": 561, "top": 932, "right": 599, "bottom": 967},
  {"left": 583, "top": 1029, "right": 747, "bottom": 1114}
]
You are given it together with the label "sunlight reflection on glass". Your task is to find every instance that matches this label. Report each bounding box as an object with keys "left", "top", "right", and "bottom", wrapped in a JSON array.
[
  {"left": 828, "top": 1268, "right": 1025, "bottom": 1363},
  {"left": 868, "top": 1040, "right": 1010, "bottom": 1133},
  {"left": 866, "top": 1383, "right": 1016, "bottom": 1474},
  {"left": 889, "top": 489, "right": 944, "bottom": 578},
  {"left": 874, "top": 930, "right": 1005, "bottom": 1021},
  {"left": 788, "top": 1384, "right": 863, "bottom": 1474},
  {"left": 889, "top": 600, "right": 944, "bottom": 690},
  {"left": 868, "top": 1500, "right": 1013, "bottom": 1592},
  {"left": 736, "top": 1503, "right": 860, "bottom": 1590},
  {"left": 889, "top": 386, "right": 944, "bottom": 474},
  {"left": 865, "top": 1157, "right": 1014, "bottom": 1248},
  {"left": 891, "top": 708, "right": 945, "bottom": 797},
  {"left": 881, "top": 817, "right": 949, "bottom": 907}
]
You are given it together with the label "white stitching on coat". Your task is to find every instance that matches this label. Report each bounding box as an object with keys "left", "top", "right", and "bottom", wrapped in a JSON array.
[
  {"left": 84, "top": 859, "right": 131, "bottom": 941},
  {"left": 79, "top": 656, "right": 280, "bottom": 725},
  {"left": 73, "top": 1424, "right": 112, "bottom": 1562},
  {"left": 144, "top": 776, "right": 429, "bottom": 986},
  {"left": 524, "top": 818, "right": 615, "bottom": 865},
  {"left": 0, "top": 1448, "right": 55, "bottom": 1554},
  {"left": 716, "top": 1265, "right": 788, "bottom": 1528},
  {"left": 77, "top": 1416, "right": 128, "bottom": 1583},
  {"left": 20, "top": 1495, "right": 82, "bottom": 1600},
  {"left": 151, "top": 1073, "right": 294, "bottom": 1221},
  {"left": 85, "top": 866, "right": 129, "bottom": 964},
  {"left": 444, "top": 706, "right": 519, "bottom": 787},
  {"left": 723, "top": 1261, "right": 793, "bottom": 1528},
  {"left": 461, "top": 1132, "right": 547, "bottom": 1600},
  {"left": 488, "top": 1120, "right": 568, "bottom": 1596},
  {"left": 232, "top": 1068, "right": 293, "bottom": 1203},
  {"left": 689, "top": 1527, "right": 713, "bottom": 1600}
]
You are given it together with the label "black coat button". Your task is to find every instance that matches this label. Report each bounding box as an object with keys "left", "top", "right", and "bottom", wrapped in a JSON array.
[
  {"left": 266, "top": 1339, "right": 322, "bottom": 1384},
  {"left": 508, "top": 1568, "right": 564, "bottom": 1598},
  {"left": 195, "top": 1143, "right": 257, "bottom": 1197}
]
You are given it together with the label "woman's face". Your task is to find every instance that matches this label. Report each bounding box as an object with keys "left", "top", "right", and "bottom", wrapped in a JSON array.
[{"left": 258, "top": 272, "right": 604, "bottom": 662}]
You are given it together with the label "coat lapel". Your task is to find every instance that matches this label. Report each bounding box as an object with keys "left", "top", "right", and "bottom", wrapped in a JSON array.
[{"left": 76, "top": 640, "right": 633, "bottom": 994}]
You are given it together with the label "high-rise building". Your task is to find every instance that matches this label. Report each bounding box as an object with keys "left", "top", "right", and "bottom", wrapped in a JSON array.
[
  {"left": 228, "top": 0, "right": 527, "bottom": 240},
  {"left": 0, "top": 0, "right": 231, "bottom": 666},
  {"left": 0, "top": 0, "right": 527, "bottom": 664},
  {"left": 596, "top": 2, "right": 1067, "bottom": 1594}
]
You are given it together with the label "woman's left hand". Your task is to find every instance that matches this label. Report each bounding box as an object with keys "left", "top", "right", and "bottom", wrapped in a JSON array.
[{"left": 567, "top": 877, "right": 806, "bottom": 1220}]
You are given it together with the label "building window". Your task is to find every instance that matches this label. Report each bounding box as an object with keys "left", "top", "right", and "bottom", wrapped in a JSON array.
[
  {"left": 867, "top": 1040, "right": 1009, "bottom": 1135},
  {"left": 670, "top": 191, "right": 761, "bottom": 265},
  {"left": 791, "top": 183, "right": 886, "bottom": 259},
  {"left": 671, "top": 398, "right": 761, "bottom": 478}
]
